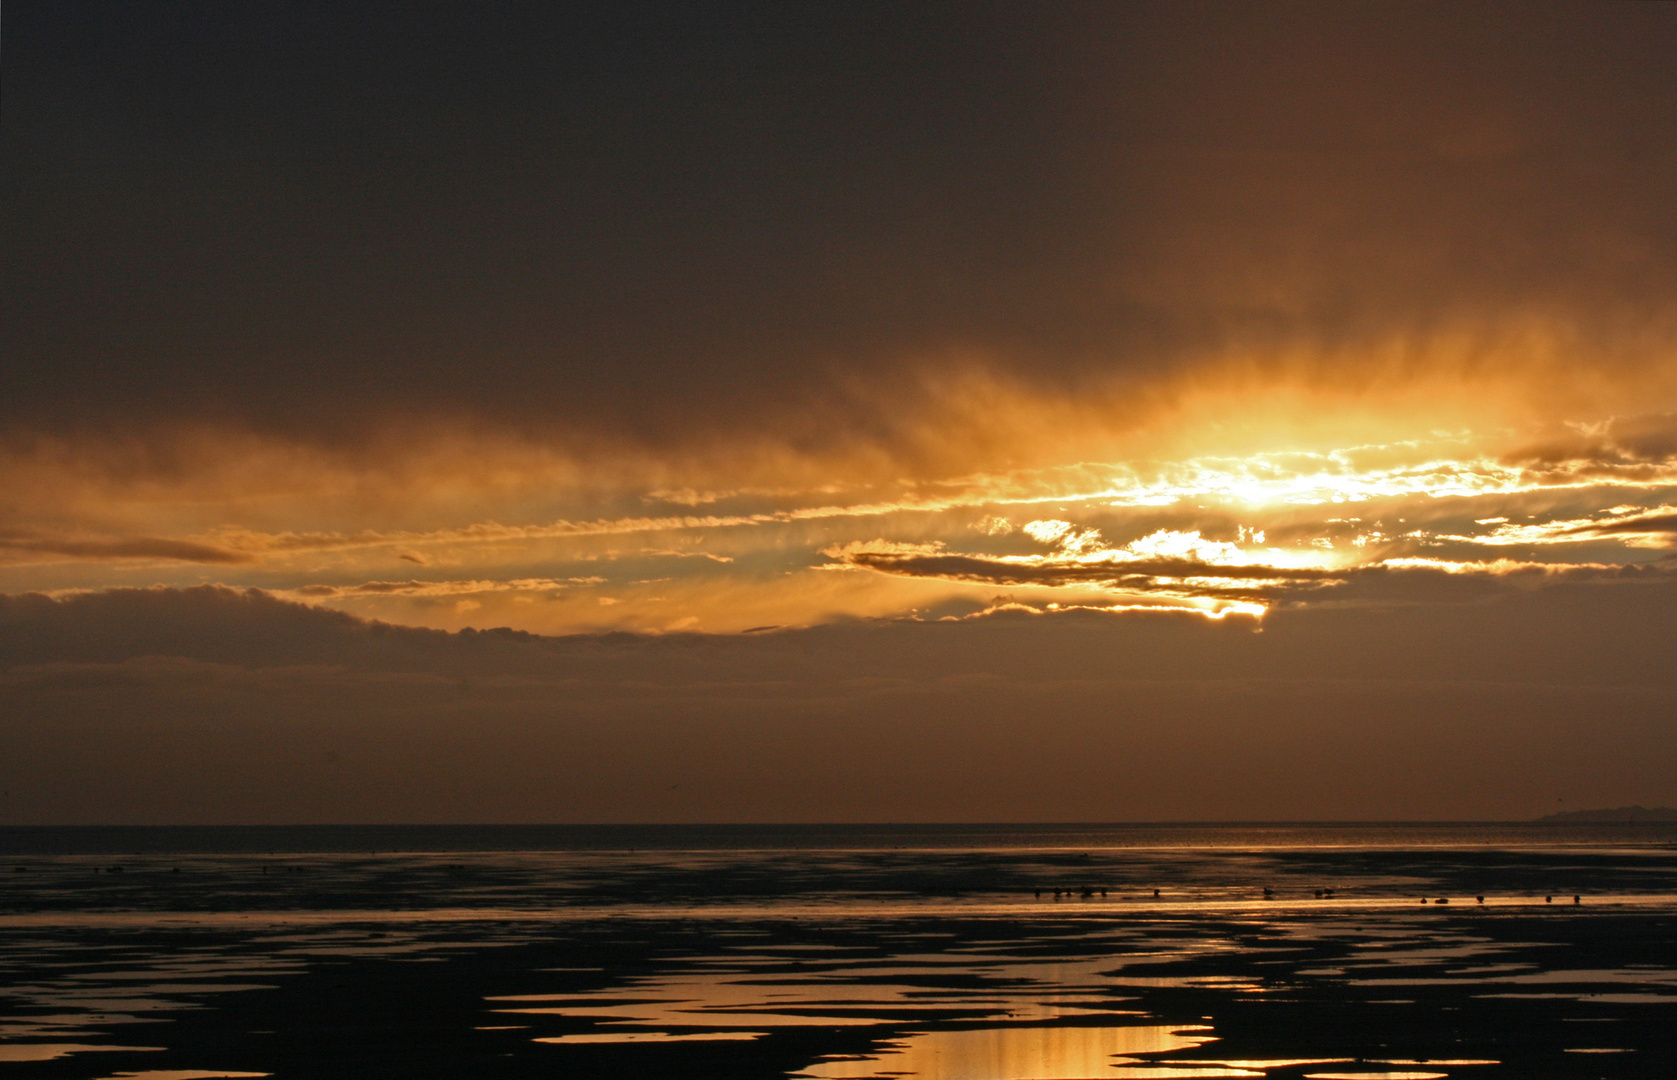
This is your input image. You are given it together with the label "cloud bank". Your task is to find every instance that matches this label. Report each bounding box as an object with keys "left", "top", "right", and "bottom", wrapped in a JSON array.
[{"left": 3, "top": 584, "right": 1674, "bottom": 823}]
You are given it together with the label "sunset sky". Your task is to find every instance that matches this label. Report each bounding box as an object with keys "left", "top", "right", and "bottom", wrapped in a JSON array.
[{"left": 4, "top": 1, "right": 1676, "bottom": 823}]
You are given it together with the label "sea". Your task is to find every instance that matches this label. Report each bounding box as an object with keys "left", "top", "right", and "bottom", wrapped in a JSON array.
[{"left": 3, "top": 824, "right": 1675, "bottom": 1080}]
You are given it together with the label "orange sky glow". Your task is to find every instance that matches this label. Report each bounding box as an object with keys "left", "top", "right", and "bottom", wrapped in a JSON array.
[
  {"left": 4, "top": 3, "right": 1675, "bottom": 822},
  {"left": 5, "top": 359, "right": 1674, "bottom": 635}
]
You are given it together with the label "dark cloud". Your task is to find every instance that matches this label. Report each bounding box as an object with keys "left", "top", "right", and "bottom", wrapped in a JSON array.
[
  {"left": 1503, "top": 413, "right": 1677, "bottom": 471},
  {"left": 0, "top": 587, "right": 430, "bottom": 669},
  {"left": 5, "top": 2, "right": 1676, "bottom": 445},
  {"left": 831, "top": 544, "right": 1677, "bottom": 604},
  {"left": 3, "top": 583, "right": 1674, "bottom": 822},
  {"left": 6, "top": 578, "right": 1674, "bottom": 690},
  {"left": 840, "top": 548, "right": 1341, "bottom": 584},
  {"left": 1566, "top": 512, "right": 1677, "bottom": 539}
]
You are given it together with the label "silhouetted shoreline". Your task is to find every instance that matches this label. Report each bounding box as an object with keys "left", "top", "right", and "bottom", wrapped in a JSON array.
[{"left": 1534, "top": 805, "right": 1677, "bottom": 824}]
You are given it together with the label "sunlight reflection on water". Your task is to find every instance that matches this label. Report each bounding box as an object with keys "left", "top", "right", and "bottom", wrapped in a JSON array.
[
  {"left": 0, "top": 1043, "right": 166, "bottom": 1062},
  {"left": 490, "top": 948, "right": 1147, "bottom": 1032},
  {"left": 793, "top": 1025, "right": 1226, "bottom": 1079},
  {"left": 1302, "top": 1074, "right": 1447, "bottom": 1080},
  {"left": 537, "top": 1031, "right": 768, "bottom": 1043},
  {"left": 94, "top": 1072, "right": 271, "bottom": 1079}
]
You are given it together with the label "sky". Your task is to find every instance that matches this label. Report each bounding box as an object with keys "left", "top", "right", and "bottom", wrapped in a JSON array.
[{"left": 3, "top": 1, "right": 1676, "bottom": 823}]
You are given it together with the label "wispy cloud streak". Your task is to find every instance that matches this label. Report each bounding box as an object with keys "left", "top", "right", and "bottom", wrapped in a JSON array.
[
  {"left": 1442, "top": 505, "right": 1677, "bottom": 548},
  {"left": 283, "top": 577, "right": 604, "bottom": 600},
  {"left": 0, "top": 532, "right": 256, "bottom": 565}
]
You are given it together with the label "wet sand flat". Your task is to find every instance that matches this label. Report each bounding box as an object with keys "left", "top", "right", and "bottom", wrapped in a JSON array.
[{"left": 2, "top": 827, "right": 1676, "bottom": 1079}]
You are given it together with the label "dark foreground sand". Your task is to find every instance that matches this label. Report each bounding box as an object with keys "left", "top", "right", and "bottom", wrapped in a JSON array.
[{"left": 3, "top": 904, "right": 1675, "bottom": 1080}]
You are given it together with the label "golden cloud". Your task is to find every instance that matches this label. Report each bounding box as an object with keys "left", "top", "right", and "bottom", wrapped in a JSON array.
[{"left": 2, "top": 340, "right": 1675, "bottom": 634}]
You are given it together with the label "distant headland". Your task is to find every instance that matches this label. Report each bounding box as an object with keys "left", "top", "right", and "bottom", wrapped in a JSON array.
[{"left": 1535, "top": 805, "right": 1677, "bottom": 823}]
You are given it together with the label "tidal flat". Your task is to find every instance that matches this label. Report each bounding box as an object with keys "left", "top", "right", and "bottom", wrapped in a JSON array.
[{"left": 2, "top": 826, "right": 1675, "bottom": 1080}]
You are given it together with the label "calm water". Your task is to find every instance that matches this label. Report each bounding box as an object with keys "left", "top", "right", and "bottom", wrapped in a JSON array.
[{"left": 3, "top": 825, "right": 1675, "bottom": 1079}]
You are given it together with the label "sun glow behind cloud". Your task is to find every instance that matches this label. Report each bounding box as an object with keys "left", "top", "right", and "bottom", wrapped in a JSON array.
[{"left": 2, "top": 385, "right": 1675, "bottom": 634}]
